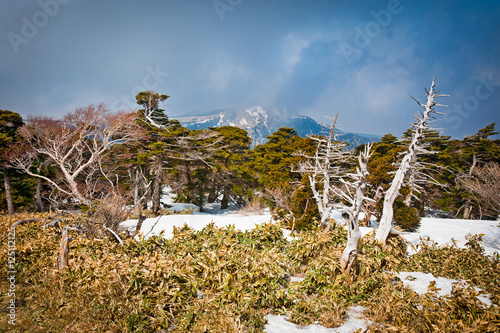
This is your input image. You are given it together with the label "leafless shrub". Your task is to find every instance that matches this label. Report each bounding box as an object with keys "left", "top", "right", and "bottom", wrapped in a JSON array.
[
  {"left": 238, "top": 196, "right": 267, "bottom": 215},
  {"left": 84, "top": 193, "right": 132, "bottom": 237},
  {"left": 461, "top": 162, "right": 500, "bottom": 217}
]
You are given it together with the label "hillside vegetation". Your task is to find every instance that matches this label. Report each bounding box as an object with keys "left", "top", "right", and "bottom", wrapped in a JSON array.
[{"left": 1, "top": 213, "right": 499, "bottom": 332}]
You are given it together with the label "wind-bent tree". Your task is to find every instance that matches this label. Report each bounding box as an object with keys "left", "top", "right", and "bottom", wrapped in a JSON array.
[
  {"left": 397, "top": 129, "right": 450, "bottom": 210},
  {"left": 376, "top": 78, "right": 448, "bottom": 243},
  {"left": 136, "top": 91, "right": 170, "bottom": 130},
  {"left": 135, "top": 91, "right": 172, "bottom": 214},
  {"left": 8, "top": 104, "right": 141, "bottom": 205}
]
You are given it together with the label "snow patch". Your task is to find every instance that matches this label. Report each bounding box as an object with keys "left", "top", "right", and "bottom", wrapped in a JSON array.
[
  {"left": 281, "top": 228, "right": 296, "bottom": 241},
  {"left": 397, "top": 272, "right": 495, "bottom": 307},
  {"left": 289, "top": 276, "right": 305, "bottom": 283},
  {"left": 121, "top": 213, "right": 273, "bottom": 239},
  {"left": 397, "top": 272, "right": 457, "bottom": 296},
  {"left": 217, "top": 114, "right": 225, "bottom": 126},
  {"left": 402, "top": 218, "right": 500, "bottom": 255},
  {"left": 265, "top": 306, "right": 370, "bottom": 333}
]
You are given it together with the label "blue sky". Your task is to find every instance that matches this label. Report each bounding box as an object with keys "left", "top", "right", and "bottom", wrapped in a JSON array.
[{"left": 1, "top": 0, "right": 499, "bottom": 138}]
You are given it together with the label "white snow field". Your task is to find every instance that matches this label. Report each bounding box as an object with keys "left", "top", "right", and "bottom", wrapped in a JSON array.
[
  {"left": 120, "top": 190, "right": 500, "bottom": 332},
  {"left": 265, "top": 306, "right": 371, "bottom": 333},
  {"left": 396, "top": 272, "right": 495, "bottom": 308}
]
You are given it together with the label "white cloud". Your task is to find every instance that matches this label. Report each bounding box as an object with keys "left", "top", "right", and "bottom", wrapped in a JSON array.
[
  {"left": 281, "top": 33, "right": 311, "bottom": 75},
  {"left": 280, "top": 29, "right": 342, "bottom": 76},
  {"left": 302, "top": 62, "right": 418, "bottom": 134},
  {"left": 207, "top": 56, "right": 249, "bottom": 93}
]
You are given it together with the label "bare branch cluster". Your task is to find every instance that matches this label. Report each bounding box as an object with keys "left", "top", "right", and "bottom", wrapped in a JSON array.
[
  {"left": 8, "top": 103, "right": 142, "bottom": 204},
  {"left": 460, "top": 162, "right": 500, "bottom": 215},
  {"left": 376, "top": 77, "right": 447, "bottom": 243},
  {"left": 294, "top": 114, "right": 352, "bottom": 230},
  {"left": 338, "top": 144, "right": 372, "bottom": 274}
]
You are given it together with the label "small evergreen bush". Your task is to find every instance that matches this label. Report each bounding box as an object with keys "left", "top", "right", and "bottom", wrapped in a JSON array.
[{"left": 393, "top": 199, "right": 421, "bottom": 231}]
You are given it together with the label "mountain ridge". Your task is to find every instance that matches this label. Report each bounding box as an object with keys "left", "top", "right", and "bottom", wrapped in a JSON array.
[{"left": 175, "top": 106, "right": 380, "bottom": 147}]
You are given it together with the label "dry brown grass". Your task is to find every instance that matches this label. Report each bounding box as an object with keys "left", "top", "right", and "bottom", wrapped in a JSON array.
[{"left": 0, "top": 213, "right": 498, "bottom": 332}]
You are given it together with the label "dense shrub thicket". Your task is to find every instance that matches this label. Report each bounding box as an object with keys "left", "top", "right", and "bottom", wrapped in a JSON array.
[{"left": 1, "top": 213, "right": 499, "bottom": 332}]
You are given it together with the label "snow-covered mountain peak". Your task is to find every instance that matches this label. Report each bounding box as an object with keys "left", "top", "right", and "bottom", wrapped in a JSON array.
[{"left": 175, "top": 106, "right": 379, "bottom": 147}]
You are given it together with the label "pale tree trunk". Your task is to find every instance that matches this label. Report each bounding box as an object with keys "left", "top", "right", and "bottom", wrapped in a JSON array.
[
  {"left": 56, "top": 226, "right": 81, "bottom": 270},
  {"left": 58, "top": 162, "right": 88, "bottom": 204},
  {"left": 463, "top": 154, "right": 477, "bottom": 219},
  {"left": 320, "top": 114, "right": 337, "bottom": 232},
  {"left": 129, "top": 167, "right": 139, "bottom": 208},
  {"left": 341, "top": 218, "right": 361, "bottom": 275},
  {"left": 376, "top": 127, "right": 422, "bottom": 242},
  {"left": 340, "top": 145, "right": 371, "bottom": 275},
  {"left": 35, "top": 177, "right": 45, "bottom": 212},
  {"left": 57, "top": 227, "right": 70, "bottom": 270},
  {"left": 131, "top": 167, "right": 148, "bottom": 211},
  {"left": 309, "top": 174, "right": 333, "bottom": 232},
  {"left": 376, "top": 78, "right": 447, "bottom": 243},
  {"left": 296, "top": 113, "right": 354, "bottom": 233},
  {"left": 151, "top": 155, "right": 163, "bottom": 215},
  {"left": 463, "top": 204, "right": 473, "bottom": 219},
  {"left": 4, "top": 173, "right": 14, "bottom": 215},
  {"left": 306, "top": 114, "right": 339, "bottom": 232},
  {"left": 404, "top": 160, "right": 416, "bottom": 207}
]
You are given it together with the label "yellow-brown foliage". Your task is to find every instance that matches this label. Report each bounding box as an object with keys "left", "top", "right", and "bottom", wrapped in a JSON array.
[{"left": 0, "top": 213, "right": 499, "bottom": 332}]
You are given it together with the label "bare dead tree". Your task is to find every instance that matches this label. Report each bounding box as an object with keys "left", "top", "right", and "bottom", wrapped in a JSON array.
[
  {"left": 335, "top": 144, "right": 373, "bottom": 275},
  {"left": 460, "top": 162, "right": 500, "bottom": 217},
  {"left": 360, "top": 185, "right": 384, "bottom": 226},
  {"left": 3, "top": 173, "right": 14, "bottom": 215},
  {"left": 8, "top": 104, "right": 142, "bottom": 205},
  {"left": 57, "top": 226, "right": 83, "bottom": 270},
  {"left": 461, "top": 153, "right": 479, "bottom": 219},
  {"left": 265, "top": 183, "right": 307, "bottom": 234},
  {"left": 295, "top": 113, "right": 351, "bottom": 232},
  {"left": 376, "top": 77, "right": 448, "bottom": 243}
]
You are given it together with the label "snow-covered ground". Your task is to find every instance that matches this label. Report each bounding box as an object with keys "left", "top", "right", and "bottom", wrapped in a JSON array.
[
  {"left": 265, "top": 306, "right": 370, "bottom": 333},
  {"left": 400, "top": 217, "right": 500, "bottom": 255},
  {"left": 120, "top": 189, "right": 500, "bottom": 332},
  {"left": 357, "top": 217, "right": 500, "bottom": 255},
  {"left": 396, "top": 272, "right": 495, "bottom": 308}
]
